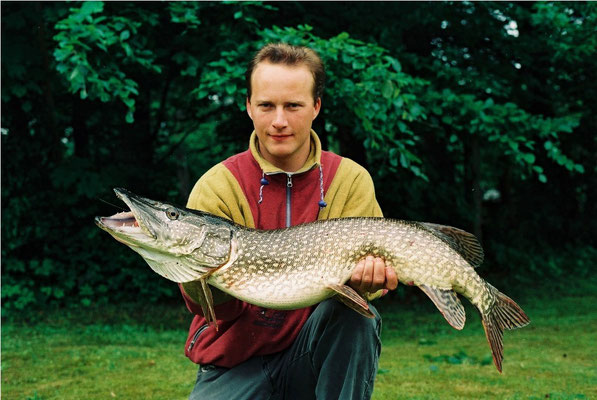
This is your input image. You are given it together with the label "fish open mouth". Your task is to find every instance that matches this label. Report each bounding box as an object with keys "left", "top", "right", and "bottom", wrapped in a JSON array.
[
  {"left": 95, "top": 210, "right": 146, "bottom": 247},
  {"left": 95, "top": 188, "right": 158, "bottom": 242},
  {"left": 97, "top": 211, "right": 140, "bottom": 230}
]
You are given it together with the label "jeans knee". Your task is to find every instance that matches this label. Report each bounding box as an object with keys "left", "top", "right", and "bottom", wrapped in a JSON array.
[
  {"left": 307, "top": 299, "right": 382, "bottom": 375},
  {"left": 314, "top": 298, "right": 381, "bottom": 339}
]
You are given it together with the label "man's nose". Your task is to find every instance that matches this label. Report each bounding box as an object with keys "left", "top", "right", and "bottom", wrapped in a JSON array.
[{"left": 272, "top": 107, "right": 288, "bottom": 130}]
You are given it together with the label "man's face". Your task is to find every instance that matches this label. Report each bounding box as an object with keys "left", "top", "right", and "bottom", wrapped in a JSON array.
[{"left": 247, "top": 62, "right": 321, "bottom": 172}]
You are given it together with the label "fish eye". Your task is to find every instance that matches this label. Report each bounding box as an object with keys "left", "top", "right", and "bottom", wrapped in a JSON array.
[{"left": 166, "top": 208, "right": 180, "bottom": 220}]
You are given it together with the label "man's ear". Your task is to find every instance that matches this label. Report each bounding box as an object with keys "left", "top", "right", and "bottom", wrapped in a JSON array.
[
  {"left": 246, "top": 97, "right": 253, "bottom": 120},
  {"left": 312, "top": 97, "right": 322, "bottom": 120}
]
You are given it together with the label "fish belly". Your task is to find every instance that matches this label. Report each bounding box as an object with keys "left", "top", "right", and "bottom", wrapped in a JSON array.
[{"left": 209, "top": 266, "right": 339, "bottom": 309}]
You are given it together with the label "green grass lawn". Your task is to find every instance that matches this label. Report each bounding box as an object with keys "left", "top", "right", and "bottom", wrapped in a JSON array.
[
  {"left": 2, "top": 285, "right": 596, "bottom": 399},
  {"left": 374, "top": 288, "right": 596, "bottom": 399}
]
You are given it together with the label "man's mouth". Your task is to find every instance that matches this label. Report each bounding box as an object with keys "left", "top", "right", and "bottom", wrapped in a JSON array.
[{"left": 269, "top": 134, "right": 292, "bottom": 141}]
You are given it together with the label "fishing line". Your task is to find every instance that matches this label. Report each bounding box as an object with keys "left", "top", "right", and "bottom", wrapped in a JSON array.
[{"left": 97, "top": 197, "right": 127, "bottom": 211}]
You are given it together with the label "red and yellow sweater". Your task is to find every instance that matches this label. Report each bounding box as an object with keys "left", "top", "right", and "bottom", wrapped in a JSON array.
[{"left": 180, "top": 130, "right": 382, "bottom": 368}]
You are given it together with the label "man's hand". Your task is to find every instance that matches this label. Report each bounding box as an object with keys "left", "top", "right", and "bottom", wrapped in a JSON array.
[{"left": 350, "top": 256, "right": 398, "bottom": 295}]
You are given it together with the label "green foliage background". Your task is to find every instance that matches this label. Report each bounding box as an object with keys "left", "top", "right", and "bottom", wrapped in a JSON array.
[{"left": 2, "top": 1, "right": 596, "bottom": 313}]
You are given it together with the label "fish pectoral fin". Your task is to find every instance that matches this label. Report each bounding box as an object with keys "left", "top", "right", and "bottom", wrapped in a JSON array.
[
  {"left": 419, "top": 284, "right": 466, "bottom": 330},
  {"left": 144, "top": 258, "right": 211, "bottom": 283},
  {"left": 327, "top": 284, "right": 375, "bottom": 318},
  {"left": 198, "top": 277, "right": 219, "bottom": 331}
]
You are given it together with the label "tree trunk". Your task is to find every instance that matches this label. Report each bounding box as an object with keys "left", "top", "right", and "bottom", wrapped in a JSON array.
[
  {"left": 35, "top": 2, "right": 60, "bottom": 161},
  {"left": 336, "top": 123, "right": 368, "bottom": 168},
  {"left": 72, "top": 99, "right": 89, "bottom": 157},
  {"left": 312, "top": 116, "right": 328, "bottom": 150},
  {"left": 176, "top": 146, "right": 191, "bottom": 201},
  {"left": 469, "top": 133, "right": 483, "bottom": 243}
]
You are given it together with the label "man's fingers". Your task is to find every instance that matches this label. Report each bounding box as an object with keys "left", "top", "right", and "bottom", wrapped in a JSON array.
[
  {"left": 358, "top": 256, "right": 375, "bottom": 292},
  {"left": 371, "top": 257, "right": 386, "bottom": 291},
  {"left": 385, "top": 265, "right": 399, "bottom": 290},
  {"left": 350, "top": 258, "right": 366, "bottom": 288},
  {"left": 351, "top": 257, "right": 399, "bottom": 294}
]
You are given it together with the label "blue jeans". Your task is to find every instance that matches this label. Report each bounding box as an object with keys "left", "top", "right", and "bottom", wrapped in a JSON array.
[{"left": 189, "top": 299, "right": 382, "bottom": 400}]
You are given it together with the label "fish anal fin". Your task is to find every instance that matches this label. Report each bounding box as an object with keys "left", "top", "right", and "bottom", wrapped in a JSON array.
[
  {"left": 327, "top": 284, "right": 375, "bottom": 318},
  {"left": 420, "top": 223, "right": 485, "bottom": 267},
  {"left": 419, "top": 284, "right": 466, "bottom": 330}
]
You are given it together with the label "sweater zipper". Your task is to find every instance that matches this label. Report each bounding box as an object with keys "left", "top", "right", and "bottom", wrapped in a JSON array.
[
  {"left": 188, "top": 324, "right": 209, "bottom": 352},
  {"left": 286, "top": 174, "right": 292, "bottom": 227}
]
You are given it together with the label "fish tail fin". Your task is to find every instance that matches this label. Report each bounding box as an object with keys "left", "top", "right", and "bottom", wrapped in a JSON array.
[{"left": 481, "top": 285, "right": 530, "bottom": 373}]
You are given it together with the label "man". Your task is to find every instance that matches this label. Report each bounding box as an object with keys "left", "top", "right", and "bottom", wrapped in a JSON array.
[{"left": 180, "top": 43, "right": 398, "bottom": 400}]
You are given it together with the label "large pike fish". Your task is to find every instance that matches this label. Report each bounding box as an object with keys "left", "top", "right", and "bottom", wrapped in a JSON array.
[{"left": 96, "top": 188, "right": 529, "bottom": 372}]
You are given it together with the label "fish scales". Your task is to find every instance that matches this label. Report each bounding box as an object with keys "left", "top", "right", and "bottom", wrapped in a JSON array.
[{"left": 96, "top": 188, "right": 530, "bottom": 373}]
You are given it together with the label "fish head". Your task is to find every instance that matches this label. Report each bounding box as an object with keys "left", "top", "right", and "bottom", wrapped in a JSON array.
[{"left": 95, "top": 188, "right": 232, "bottom": 275}]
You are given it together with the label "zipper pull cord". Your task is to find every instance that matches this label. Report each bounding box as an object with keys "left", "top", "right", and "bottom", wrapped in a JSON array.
[
  {"left": 318, "top": 165, "right": 327, "bottom": 208},
  {"left": 286, "top": 174, "right": 292, "bottom": 228},
  {"left": 258, "top": 172, "right": 269, "bottom": 204}
]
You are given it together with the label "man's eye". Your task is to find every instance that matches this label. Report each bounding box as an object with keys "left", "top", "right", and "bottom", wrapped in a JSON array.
[{"left": 288, "top": 103, "right": 301, "bottom": 109}]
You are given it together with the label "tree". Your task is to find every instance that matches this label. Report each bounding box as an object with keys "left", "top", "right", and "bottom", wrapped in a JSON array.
[{"left": 2, "top": 2, "right": 594, "bottom": 312}]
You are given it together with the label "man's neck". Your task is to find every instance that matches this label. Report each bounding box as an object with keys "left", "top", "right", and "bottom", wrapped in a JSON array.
[
  {"left": 259, "top": 143, "right": 311, "bottom": 173},
  {"left": 264, "top": 151, "right": 309, "bottom": 173}
]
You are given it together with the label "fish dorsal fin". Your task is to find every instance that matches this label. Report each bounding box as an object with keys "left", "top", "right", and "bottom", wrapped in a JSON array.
[
  {"left": 419, "top": 284, "right": 466, "bottom": 330},
  {"left": 327, "top": 284, "right": 375, "bottom": 318},
  {"left": 420, "top": 223, "right": 484, "bottom": 267}
]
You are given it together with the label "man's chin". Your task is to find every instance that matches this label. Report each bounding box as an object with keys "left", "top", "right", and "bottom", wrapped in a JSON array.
[
  {"left": 268, "top": 148, "right": 295, "bottom": 160},
  {"left": 265, "top": 139, "right": 294, "bottom": 153},
  {"left": 264, "top": 145, "right": 298, "bottom": 163}
]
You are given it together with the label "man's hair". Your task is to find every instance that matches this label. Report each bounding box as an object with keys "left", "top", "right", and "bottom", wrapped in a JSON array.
[{"left": 246, "top": 43, "right": 325, "bottom": 103}]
